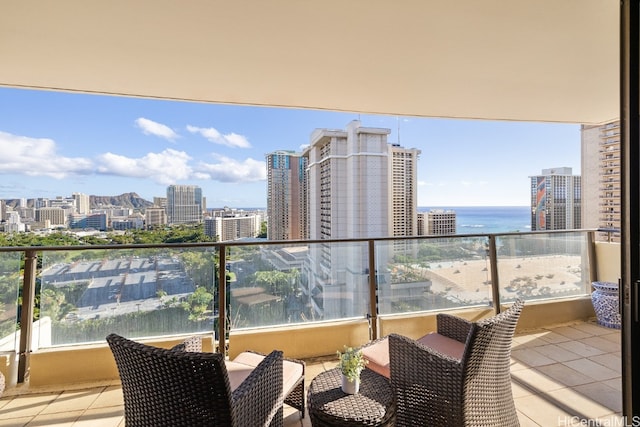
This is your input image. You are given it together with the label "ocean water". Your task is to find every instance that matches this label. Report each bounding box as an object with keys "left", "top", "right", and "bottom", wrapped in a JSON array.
[{"left": 419, "top": 206, "right": 531, "bottom": 234}]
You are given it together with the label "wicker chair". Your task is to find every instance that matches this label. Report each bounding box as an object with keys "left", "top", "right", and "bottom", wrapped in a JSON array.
[
  {"left": 388, "top": 299, "right": 524, "bottom": 427},
  {"left": 106, "top": 333, "right": 284, "bottom": 427},
  {"left": 172, "top": 335, "right": 305, "bottom": 418}
]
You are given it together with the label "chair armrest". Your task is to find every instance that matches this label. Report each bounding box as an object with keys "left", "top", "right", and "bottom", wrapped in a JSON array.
[
  {"left": 237, "top": 350, "right": 306, "bottom": 414},
  {"left": 436, "top": 313, "right": 473, "bottom": 343},
  {"left": 232, "top": 350, "right": 283, "bottom": 427}
]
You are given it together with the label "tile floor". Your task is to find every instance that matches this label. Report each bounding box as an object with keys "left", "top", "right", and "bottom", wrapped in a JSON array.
[{"left": 0, "top": 320, "right": 622, "bottom": 427}]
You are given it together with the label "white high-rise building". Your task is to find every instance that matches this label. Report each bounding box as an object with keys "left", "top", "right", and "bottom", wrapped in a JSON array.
[
  {"left": 305, "top": 121, "right": 420, "bottom": 240},
  {"left": 166, "top": 185, "right": 203, "bottom": 225},
  {"left": 204, "top": 215, "right": 261, "bottom": 241},
  {"left": 72, "top": 192, "right": 91, "bottom": 214},
  {"left": 303, "top": 120, "right": 420, "bottom": 318},
  {"left": 5, "top": 211, "right": 26, "bottom": 232}
]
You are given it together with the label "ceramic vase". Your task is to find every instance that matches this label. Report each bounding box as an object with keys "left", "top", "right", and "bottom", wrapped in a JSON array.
[
  {"left": 341, "top": 374, "right": 360, "bottom": 394},
  {"left": 591, "top": 281, "right": 621, "bottom": 329}
]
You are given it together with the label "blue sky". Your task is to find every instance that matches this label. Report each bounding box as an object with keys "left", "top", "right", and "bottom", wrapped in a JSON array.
[{"left": 0, "top": 87, "right": 581, "bottom": 208}]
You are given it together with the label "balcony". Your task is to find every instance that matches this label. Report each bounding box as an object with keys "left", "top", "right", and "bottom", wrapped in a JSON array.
[
  {"left": 0, "top": 320, "right": 622, "bottom": 426},
  {"left": 0, "top": 229, "right": 623, "bottom": 425}
]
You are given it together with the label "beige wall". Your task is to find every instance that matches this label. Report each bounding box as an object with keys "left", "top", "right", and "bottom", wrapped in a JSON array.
[{"left": 595, "top": 241, "right": 621, "bottom": 284}]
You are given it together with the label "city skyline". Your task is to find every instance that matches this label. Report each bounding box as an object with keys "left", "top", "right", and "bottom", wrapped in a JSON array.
[{"left": 0, "top": 87, "right": 581, "bottom": 208}]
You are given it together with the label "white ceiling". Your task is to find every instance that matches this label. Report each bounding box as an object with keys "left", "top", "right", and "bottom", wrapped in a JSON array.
[{"left": 0, "top": 0, "right": 620, "bottom": 124}]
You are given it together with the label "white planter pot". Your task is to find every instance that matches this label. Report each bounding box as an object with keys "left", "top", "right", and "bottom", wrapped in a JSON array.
[{"left": 341, "top": 374, "right": 360, "bottom": 394}]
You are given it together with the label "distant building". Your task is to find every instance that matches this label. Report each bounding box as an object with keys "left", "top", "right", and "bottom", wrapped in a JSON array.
[
  {"left": 530, "top": 167, "right": 582, "bottom": 231},
  {"left": 153, "top": 197, "right": 168, "bottom": 208},
  {"left": 92, "top": 207, "right": 132, "bottom": 218},
  {"left": 69, "top": 213, "right": 108, "bottom": 231},
  {"left": 266, "top": 151, "right": 308, "bottom": 240},
  {"left": 305, "top": 120, "right": 420, "bottom": 240},
  {"left": 112, "top": 216, "right": 144, "bottom": 230},
  {"left": 36, "top": 207, "right": 67, "bottom": 227},
  {"left": 49, "top": 196, "right": 76, "bottom": 212},
  {"left": 166, "top": 185, "right": 203, "bottom": 225},
  {"left": 581, "top": 120, "right": 621, "bottom": 241},
  {"left": 72, "top": 192, "right": 90, "bottom": 214},
  {"left": 389, "top": 144, "right": 421, "bottom": 237},
  {"left": 303, "top": 120, "right": 421, "bottom": 318},
  {"left": 17, "top": 206, "right": 35, "bottom": 221},
  {"left": 33, "top": 198, "right": 49, "bottom": 209},
  {"left": 425, "top": 209, "right": 457, "bottom": 235},
  {"left": 145, "top": 207, "right": 167, "bottom": 228},
  {"left": 5, "top": 211, "right": 26, "bottom": 232},
  {"left": 204, "top": 213, "right": 261, "bottom": 241}
]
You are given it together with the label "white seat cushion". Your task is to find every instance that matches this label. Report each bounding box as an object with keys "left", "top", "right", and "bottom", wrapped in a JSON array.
[
  {"left": 362, "top": 333, "right": 465, "bottom": 378},
  {"left": 231, "top": 351, "right": 303, "bottom": 395}
]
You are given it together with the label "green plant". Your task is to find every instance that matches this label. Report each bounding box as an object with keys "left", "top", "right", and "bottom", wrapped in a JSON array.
[{"left": 337, "top": 346, "right": 368, "bottom": 382}]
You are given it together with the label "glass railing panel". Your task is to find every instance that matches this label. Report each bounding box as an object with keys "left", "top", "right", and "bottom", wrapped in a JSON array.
[
  {"left": 0, "top": 251, "right": 21, "bottom": 352},
  {"left": 227, "top": 241, "right": 370, "bottom": 330},
  {"left": 38, "top": 247, "right": 217, "bottom": 346},
  {"left": 495, "top": 231, "right": 591, "bottom": 304},
  {"left": 376, "top": 236, "right": 492, "bottom": 315}
]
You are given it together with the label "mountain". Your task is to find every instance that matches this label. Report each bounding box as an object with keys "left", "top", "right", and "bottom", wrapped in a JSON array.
[
  {"left": 2, "top": 192, "right": 154, "bottom": 211},
  {"left": 89, "top": 192, "right": 154, "bottom": 210}
]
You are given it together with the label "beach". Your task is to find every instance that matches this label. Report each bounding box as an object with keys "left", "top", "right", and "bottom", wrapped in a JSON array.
[{"left": 404, "top": 254, "right": 586, "bottom": 304}]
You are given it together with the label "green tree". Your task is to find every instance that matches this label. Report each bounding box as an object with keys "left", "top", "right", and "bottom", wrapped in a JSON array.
[
  {"left": 182, "top": 286, "right": 214, "bottom": 321},
  {"left": 39, "top": 288, "right": 67, "bottom": 320}
]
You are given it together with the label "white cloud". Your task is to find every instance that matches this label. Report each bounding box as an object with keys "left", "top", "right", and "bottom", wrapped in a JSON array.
[
  {"left": 187, "top": 125, "right": 251, "bottom": 148},
  {"left": 96, "top": 149, "right": 193, "bottom": 184},
  {"left": 135, "top": 118, "right": 179, "bottom": 141},
  {"left": 197, "top": 154, "right": 266, "bottom": 183},
  {"left": 0, "top": 131, "right": 93, "bottom": 179}
]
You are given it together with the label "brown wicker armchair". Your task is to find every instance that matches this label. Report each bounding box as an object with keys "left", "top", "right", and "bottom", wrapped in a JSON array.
[
  {"left": 387, "top": 299, "right": 524, "bottom": 427},
  {"left": 106, "top": 333, "right": 284, "bottom": 427}
]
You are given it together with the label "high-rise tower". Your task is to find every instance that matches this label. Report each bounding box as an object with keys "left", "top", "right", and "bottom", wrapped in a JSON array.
[
  {"left": 581, "top": 120, "right": 621, "bottom": 241},
  {"left": 266, "top": 151, "right": 308, "bottom": 240},
  {"left": 305, "top": 120, "right": 420, "bottom": 240},
  {"left": 530, "top": 167, "right": 582, "bottom": 231},
  {"left": 302, "top": 120, "right": 420, "bottom": 318},
  {"left": 72, "top": 192, "right": 90, "bottom": 214},
  {"left": 166, "top": 185, "right": 203, "bottom": 225}
]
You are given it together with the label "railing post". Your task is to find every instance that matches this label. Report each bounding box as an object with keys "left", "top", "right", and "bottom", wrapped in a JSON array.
[
  {"left": 18, "top": 250, "right": 37, "bottom": 383},
  {"left": 217, "top": 245, "right": 227, "bottom": 356},
  {"left": 488, "top": 235, "right": 501, "bottom": 315},
  {"left": 587, "top": 230, "right": 598, "bottom": 284},
  {"left": 367, "top": 240, "right": 378, "bottom": 340}
]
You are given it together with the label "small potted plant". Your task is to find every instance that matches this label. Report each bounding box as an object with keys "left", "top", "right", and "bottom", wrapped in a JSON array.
[{"left": 337, "top": 345, "right": 368, "bottom": 394}]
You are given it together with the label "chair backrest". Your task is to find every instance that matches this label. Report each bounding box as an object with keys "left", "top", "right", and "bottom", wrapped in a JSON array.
[
  {"left": 388, "top": 300, "right": 524, "bottom": 427},
  {"left": 106, "top": 333, "right": 234, "bottom": 427},
  {"left": 462, "top": 299, "right": 524, "bottom": 426}
]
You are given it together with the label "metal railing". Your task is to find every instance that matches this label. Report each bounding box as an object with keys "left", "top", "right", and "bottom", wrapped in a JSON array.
[{"left": 0, "top": 228, "right": 608, "bottom": 384}]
